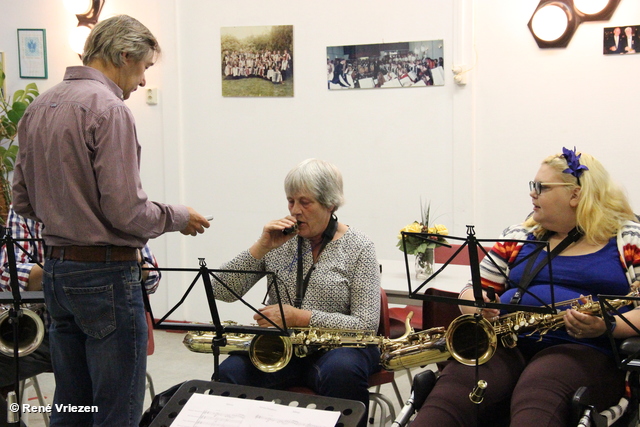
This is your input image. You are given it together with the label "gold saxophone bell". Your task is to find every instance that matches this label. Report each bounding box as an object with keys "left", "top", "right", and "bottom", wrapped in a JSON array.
[
  {"left": 445, "top": 314, "right": 497, "bottom": 366},
  {"left": 0, "top": 305, "right": 45, "bottom": 357},
  {"left": 249, "top": 334, "right": 293, "bottom": 373}
]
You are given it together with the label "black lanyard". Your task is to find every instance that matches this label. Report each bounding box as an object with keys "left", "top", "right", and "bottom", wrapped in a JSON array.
[
  {"left": 294, "top": 214, "right": 338, "bottom": 308},
  {"left": 510, "top": 227, "right": 583, "bottom": 305}
]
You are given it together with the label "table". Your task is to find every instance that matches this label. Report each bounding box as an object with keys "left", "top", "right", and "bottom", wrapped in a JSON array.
[{"left": 379, "top": 259, "right": 471, "bottom": 305}]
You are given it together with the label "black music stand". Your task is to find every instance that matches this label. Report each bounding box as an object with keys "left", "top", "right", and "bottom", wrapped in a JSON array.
[
  {"left": 399, "top": 225, "right": 557, "bottom": 404},
  {"left": 599, "top": 294, "right": 640, "bottom": 371},
  {"left": 141, "top": 258, "right": 289, "bottom": 382},
  {"left": 0, "top": 226, "right": 45, "bottom": 425},
  {"left": 401, "top": 225, "right": 556, "bottom": 315},
  {"left": 148, "top": 380, "right": 366, "bottom": 427}
]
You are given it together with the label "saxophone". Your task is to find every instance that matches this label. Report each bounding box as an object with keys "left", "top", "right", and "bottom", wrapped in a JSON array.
[
  {"left": 0, "top": 303, "right": 46, "bottom": 357},
  {"left": 380, "top": 288, "right": 640, "bottom": 369},
  {"left": 184, "top": 322, "right": 383, "bottom": 373}
]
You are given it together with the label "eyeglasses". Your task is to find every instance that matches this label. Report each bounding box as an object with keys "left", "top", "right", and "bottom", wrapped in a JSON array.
[{"left": 529, "top": 181, "right": 574, "bottom": 195}]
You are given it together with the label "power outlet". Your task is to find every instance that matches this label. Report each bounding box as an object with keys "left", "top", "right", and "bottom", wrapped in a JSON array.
[
  {"left": 452, "top": 65, "right": 467, "bottom": 86},
  {"left": 146, "top": 88, "right": 158, "bottom": 105}
]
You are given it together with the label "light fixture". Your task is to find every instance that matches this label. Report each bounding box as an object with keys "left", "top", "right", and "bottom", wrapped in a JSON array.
[
  {"left": 573, "top": 0, "right": 620, "bottom": 21},
  {"left": 527, "top": 0, "right": 621, "bottom": 48},
  {"left": 69, "top": 25, "right": 92, "bottom": 55},
  {"left": 67, "top": 0, "right": 105, "bottom": 56},
  {"left": 528, "top": 1, "right": 578, "bottom": 48}
]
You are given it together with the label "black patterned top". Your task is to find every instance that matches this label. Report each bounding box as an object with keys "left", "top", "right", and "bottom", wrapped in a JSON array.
[{"left": 215, "top": 227, "right": 381, "bottom": 331}]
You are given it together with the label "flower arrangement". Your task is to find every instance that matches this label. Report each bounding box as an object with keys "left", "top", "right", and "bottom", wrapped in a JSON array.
[{"left": 396, "top": 202, "right": 449, "bottom": 255}]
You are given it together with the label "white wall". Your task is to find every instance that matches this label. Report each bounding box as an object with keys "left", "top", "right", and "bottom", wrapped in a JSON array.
[
  {"left": 473, "top": 0, "right": 640, "bottom": 237},
  {"left": 4, "top": 0, "right": 640, "bottom": 324}
]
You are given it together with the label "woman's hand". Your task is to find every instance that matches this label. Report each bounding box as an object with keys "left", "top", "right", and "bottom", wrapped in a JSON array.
[
  {"left": 460, "top": 287, "right": 501, "bottom": 320},
  {"left": 249, "top": 216, "right": 298, "bottom": 259},
  {"left": 254, "top": 304, "right": 311, "bottom": 328},
  {"left": 478, "top": 292, "right": 501, "bottom": 321},
  {"left": 564, "top": 308, "right": 607, "bottom": 339}
]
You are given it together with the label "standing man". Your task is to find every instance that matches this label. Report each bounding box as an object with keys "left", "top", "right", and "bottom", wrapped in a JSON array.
[{"left": 12, "top": 15, "right": 209, "bottom": 426}]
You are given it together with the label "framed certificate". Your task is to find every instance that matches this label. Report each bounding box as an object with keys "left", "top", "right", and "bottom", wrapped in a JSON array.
[{"left": 17, "top": 29, "right": 48, "bottom": 79}]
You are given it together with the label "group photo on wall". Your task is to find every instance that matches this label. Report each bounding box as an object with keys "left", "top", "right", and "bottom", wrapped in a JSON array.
[
  {"left": 327, "top": 39, "right": 444, "bottom": 90},
  {"left": 221, "top": 25, "right": 294, "bottom": 97}
]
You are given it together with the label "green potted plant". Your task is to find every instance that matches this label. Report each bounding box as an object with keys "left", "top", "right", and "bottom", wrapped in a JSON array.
[{"left": 0, "top": 70, "right": 39, "bottom": 224}]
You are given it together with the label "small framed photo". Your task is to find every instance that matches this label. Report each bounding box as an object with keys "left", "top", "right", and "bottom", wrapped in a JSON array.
[
  {"left": 603, "top": 25, "right": 640, "bottom": 55},
  {"left": 17, "top": 29, "right": 48, "bottom": 79}
]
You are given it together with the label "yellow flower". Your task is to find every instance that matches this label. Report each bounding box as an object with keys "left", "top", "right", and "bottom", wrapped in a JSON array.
[
  {"left": 398, "top": 221, "right": 423, "bottom": 239},
  {"left": 429, "top": 224, "right": 449, "bottom": 235}
]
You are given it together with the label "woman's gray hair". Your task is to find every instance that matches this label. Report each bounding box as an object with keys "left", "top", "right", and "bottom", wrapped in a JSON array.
[
  {"left": 82, "top": 15, "right": 161, "bottom": 67},
  {"left": 285, "top": 159, "right": 344, "bottom": 212}
]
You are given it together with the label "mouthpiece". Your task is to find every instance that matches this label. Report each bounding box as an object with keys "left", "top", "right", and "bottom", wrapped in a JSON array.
[
  {"left": 469, "top": 380, "right": 487, "bottom": 404},
  {"left": 283, "top": 223, "right": 299, "bottom": 235}
]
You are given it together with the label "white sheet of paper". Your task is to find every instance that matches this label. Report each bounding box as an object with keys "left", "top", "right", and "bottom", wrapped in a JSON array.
[{"left": 171, "top": 393, "right": 341, "bottom": 427}]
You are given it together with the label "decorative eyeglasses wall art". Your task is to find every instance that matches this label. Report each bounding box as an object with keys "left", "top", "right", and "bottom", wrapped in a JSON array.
[
  {"left": 327, "top": 39, "right": 444, "bottom": 90},
  {"left": 603, "top": 25, "right": 640, "bottom": 55},
  {"left": 221, "top": 25, "right": 293, "bottom": 97}
]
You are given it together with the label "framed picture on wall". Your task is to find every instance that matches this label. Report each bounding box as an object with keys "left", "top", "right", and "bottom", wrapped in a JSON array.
[
  {"left": 221, "top": 25, "right": 293, "bottom": 97},
  {"left": 603, "top": 25, "right": 640, "bottom": 55},
  {"left": 327, "top": 39, "right": 444, "bottom": 90},
  {"left": 17, "top": 29, "right": 48, "bottom": 79}
]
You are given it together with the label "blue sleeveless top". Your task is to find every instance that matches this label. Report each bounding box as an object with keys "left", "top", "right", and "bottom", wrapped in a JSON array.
[{"left": 500, "top": 236, "right": 629, "bottom": 354}]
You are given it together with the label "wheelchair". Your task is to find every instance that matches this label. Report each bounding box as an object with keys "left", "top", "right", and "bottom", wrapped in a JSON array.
[{"left": 391, "top": 337, "right": 640, "bottom": 427}]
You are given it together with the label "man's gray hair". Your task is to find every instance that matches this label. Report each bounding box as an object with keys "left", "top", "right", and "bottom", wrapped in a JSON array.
[
  {"left": 82, "top": 15, "right": 160, "bottom": 67},
  {"left": 285, "top": 159, "right": 344, "bottom": 212}
]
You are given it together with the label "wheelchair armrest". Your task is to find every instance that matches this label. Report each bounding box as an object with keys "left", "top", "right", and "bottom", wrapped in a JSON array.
[
  {"left": 571, "top": 386, "right": 608, "bottom": 427},
  {"left": 619, "top": 337, "right": 640, "bottom": 357}
]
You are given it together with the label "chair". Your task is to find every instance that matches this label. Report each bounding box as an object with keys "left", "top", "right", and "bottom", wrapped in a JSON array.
[
  {"left": 20, "top": 374, "right": 50, "bottom": 427},
  {"left": 287, "top": 288, "right": 403, "bottom": 427},
  {"left": 388, "top": 245, "right": 488, "bottom": 339}
]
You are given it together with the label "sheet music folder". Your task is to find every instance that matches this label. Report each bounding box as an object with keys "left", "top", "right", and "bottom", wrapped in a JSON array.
[{"left": 148, "top": 380, "right": 366, "bottom": 427}]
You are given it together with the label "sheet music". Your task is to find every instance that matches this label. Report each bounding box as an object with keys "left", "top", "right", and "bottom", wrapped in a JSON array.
[{"left": 172, "top": 393, "right": 341, "bottom": 427}]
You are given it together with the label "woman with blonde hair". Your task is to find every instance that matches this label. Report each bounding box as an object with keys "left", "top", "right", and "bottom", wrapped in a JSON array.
[{"left": 412, "top": 147, "right": 640, "bottom": 427}]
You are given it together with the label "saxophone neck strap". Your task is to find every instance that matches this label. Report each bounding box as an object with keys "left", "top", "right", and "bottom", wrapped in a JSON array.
[
  {"left": 294, "top": 214, "right": 338, "bottom": 309},
  {"left": 510, "top": 226, "right": 583, "bottom": 305}
]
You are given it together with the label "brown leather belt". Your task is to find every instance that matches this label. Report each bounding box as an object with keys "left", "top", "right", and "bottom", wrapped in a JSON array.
[{"left": 47, "top": 246, "right": 140, "bottom": 262}]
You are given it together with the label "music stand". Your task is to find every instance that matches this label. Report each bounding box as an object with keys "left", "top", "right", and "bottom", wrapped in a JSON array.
[
  {"left": 0, "top": 225, "right": 45, "bottom": 425},
  {"left": 399, "top": 225, "right": 558, "bottom": 407},
  {"left": 141, "top": 258, "right": 289, "bottom": 381},
  {"left": 148, "top": 380, "right": 367, "bottom": 427},
  {"left": 599, "top": 294, "right": 640, "bottom": 370},
  {"left": 401, "top": 225, "right": 556, "bottom": 315}
]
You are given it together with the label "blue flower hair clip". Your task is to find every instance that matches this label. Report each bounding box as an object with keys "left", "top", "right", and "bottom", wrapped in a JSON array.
[{"left": 562, "top": 146, "right": 589, "bottom": 185}]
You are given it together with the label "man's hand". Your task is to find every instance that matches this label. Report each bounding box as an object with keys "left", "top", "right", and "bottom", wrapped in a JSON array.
[{"left": 180, "top": 207, "right": 210, "bottom": 236}]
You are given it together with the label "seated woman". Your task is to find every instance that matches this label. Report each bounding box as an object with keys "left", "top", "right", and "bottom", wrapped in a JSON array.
[
  {"left": 411, "top": 147, "right": 640, "bottom": 427},
  {"left": 213, "top": 158, "right": 381, "bottom": 425}
]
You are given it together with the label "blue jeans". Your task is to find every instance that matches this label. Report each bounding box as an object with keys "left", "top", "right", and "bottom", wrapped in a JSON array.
[
  {"left": 218, "top": 346, "right": 381, "bottom": 411},
  {"left": 43, "top": 259, "right": 147, "bottom": 427}
]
